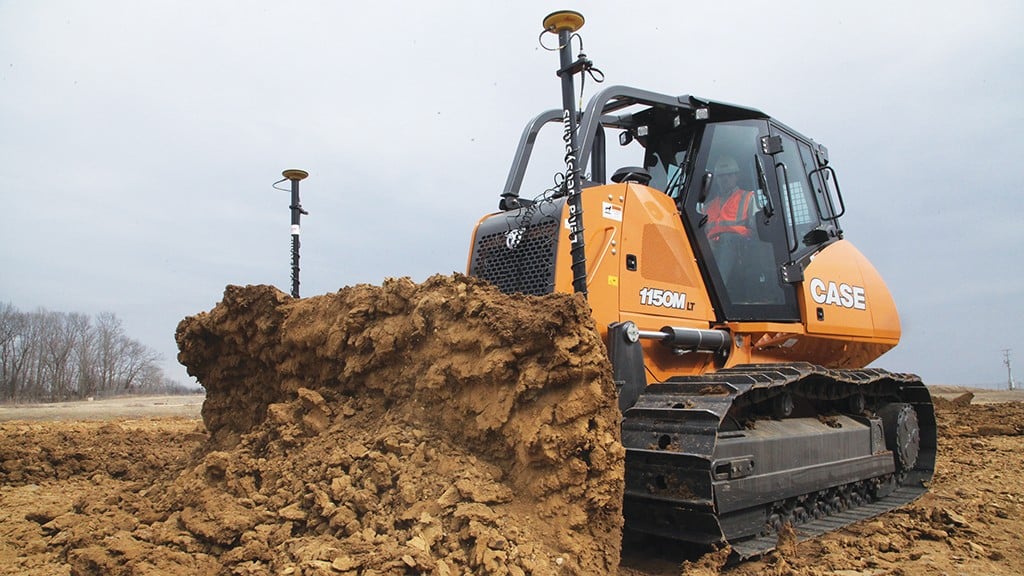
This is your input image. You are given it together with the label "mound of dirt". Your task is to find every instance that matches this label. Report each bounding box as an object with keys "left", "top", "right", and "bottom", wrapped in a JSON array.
[
  {"left": 932, "top": 391, "right": 974, "bottom": 410},
  {"left": 58, "top": 274, "right": 624, "bottom": 574}
]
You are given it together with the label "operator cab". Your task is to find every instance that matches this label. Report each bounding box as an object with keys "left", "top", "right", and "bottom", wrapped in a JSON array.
[
  {"left": 499, "top": 86, "right": 846, "bottom": 323},
  {"left": 642, "top": 114, "right": 845, "bottom": 322}
]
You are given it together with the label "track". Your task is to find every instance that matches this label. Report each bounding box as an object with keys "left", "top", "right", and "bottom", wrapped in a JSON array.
[{"left": 620, "top": 363, "right": 936, "bottom": 557}]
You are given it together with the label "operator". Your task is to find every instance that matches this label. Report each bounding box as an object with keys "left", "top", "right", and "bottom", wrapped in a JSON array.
[{"left": 705, "top": 155, "right": 757, "bottom": 285}]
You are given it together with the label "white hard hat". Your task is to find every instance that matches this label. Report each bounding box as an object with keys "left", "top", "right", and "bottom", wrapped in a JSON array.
[{"left": 713, "top": 156, "right": 739, "bottom": 175}]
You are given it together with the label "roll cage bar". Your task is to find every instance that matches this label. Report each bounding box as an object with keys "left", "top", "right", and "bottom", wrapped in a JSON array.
[{"left": 500, "top": 85, "right": 769, "bottom": 203}]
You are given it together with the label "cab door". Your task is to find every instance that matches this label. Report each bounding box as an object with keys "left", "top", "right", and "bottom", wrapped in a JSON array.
[
  {"left": 767, "top": 125, "right": 832, "bottom": 266},
  {"left": 681, "top": 119, "right": 800, "bottom": 322}
]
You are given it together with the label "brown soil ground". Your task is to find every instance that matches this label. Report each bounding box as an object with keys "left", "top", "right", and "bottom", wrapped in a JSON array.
[
  {"left": 4, "top": 396, "right": 1021, "bottom": 576},
  {"left": 1, "top": 277, "right": 1022, "bottom": 575}
]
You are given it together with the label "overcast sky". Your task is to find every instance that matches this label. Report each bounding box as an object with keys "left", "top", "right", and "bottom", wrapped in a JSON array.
[{"left": 2, "top": 1, "right": 1022, "bottom": 389}]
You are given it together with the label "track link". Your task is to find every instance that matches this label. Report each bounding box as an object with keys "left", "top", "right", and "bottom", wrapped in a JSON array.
[{"left": 620, "top": 362, "right": 936, "bottom": 557}]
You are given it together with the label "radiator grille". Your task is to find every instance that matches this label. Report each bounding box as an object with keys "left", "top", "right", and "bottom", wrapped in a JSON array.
[{"left": 470, "top": 218, "right": 559, "bottom": 296}]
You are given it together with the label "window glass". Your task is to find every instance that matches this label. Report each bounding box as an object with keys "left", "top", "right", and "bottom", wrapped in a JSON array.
[
  {"left": 644, "top": 148, "right": 687, "bottom": 197},
  {"left": 638, "top": 126, "right": 699, "bottom": 201},
  {"left": 775, "top": 133, "right": 820, "bottom": 253},
  {"left": 694, "top": 122, "right": 786, "bottom": 307},
  {"left": 798, "top": 142, "right": 837, "bottom": 222}
]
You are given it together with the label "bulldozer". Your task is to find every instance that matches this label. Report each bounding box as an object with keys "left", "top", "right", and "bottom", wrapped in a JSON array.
[{"left": 466, "top": 11, "right": 934, "bottom": 557}]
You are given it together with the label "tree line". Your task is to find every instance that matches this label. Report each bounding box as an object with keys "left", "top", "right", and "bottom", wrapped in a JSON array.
[{"left": 0, "top": 302, "right": 190, "bottom": 403}]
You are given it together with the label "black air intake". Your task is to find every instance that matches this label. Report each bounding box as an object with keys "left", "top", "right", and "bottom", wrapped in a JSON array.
[{"left": 469, "top": 200, "right": 564, "bottom": 296}]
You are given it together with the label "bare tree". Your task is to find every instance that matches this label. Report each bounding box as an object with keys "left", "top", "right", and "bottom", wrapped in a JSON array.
[
  {"left": 0, "top": 304, "right": 178, "bottom": 403},
  {"left": 23, "top": 310, "right": 48, "bottom": 401},
  {"left": 0, "top": 302, "right": 26, "bottom": 401},
  {"left": 117, "top": 338, "right": 162, "bottom": 392},
  {"left": 72, "top": 314, "right": 98, "bottom": 399},
  {"left": 95, "top": 311, "right": 124, "bottom": 394}
]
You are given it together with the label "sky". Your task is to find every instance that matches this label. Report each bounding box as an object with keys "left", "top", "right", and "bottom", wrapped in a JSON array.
[{"left": 2, "top": 1, "right": 1022, "bottom": 389}]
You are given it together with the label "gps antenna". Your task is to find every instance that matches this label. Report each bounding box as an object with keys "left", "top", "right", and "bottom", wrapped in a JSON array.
[
  {"left": 274, "top": 169, "right": 309, "bottom": 298},
  {"left": 542, "top": 10, "right": 589, "bottom": 298}
]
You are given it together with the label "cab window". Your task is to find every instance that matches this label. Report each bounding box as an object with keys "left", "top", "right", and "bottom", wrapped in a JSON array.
[
  {"left": 682, "top": 120, "right": 799, "bottom": 322},
  {"left": 773, "top": 131, "right": 821, "bottom": 256}
]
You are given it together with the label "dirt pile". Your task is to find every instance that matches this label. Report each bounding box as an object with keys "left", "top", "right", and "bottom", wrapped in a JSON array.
[
  {"left": 46, "top": 274, "right": 624, "bottom": 575},
  {"left": 932, "top": 391, "right": 974, "bottom": 410}
]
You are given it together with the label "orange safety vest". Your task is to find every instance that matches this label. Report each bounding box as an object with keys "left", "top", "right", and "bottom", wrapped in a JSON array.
[{"left": 706, "top": 188, "right": 755, "bottom": 239}]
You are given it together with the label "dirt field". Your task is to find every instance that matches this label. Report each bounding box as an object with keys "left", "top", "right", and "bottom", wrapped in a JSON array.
[
  {"left": 3, "top": 392, "right": 1022, "bottom": 575},
  {"left": 2, "top": 278, "right": 1022, "bottom": 575}
]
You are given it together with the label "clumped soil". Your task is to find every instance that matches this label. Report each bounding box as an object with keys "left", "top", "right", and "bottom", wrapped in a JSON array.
[
  {"left": 1, "top": 275, "right": 1023, "bottom": 575},
  {"left": 2, "top": 274, "right": 624, "bottom": 575}
]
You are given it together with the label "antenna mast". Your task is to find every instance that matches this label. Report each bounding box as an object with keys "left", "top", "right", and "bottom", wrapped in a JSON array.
[
  {"left": 542, "top": 10, "right": 589, "bottom": 298},
  {"left": 274, "top": 169, "right": 309, "bottom": 298}
]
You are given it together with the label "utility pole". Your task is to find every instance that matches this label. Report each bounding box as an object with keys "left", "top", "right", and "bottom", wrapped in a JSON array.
[
  {"left": 1003, "top": 348, "right": 1015, "bottom": 391},
  {"left": 273, "top": 169, "right": 309, "bottom": 298}
]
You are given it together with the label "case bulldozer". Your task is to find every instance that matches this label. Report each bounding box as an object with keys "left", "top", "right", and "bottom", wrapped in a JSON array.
[{"left": 466, "top": 11, "right": 934, "bottom": 557}]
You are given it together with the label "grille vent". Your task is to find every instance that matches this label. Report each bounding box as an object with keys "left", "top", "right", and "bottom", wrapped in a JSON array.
[{"left": 470, "top": 219, "right": 559, "bottom": 296}]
